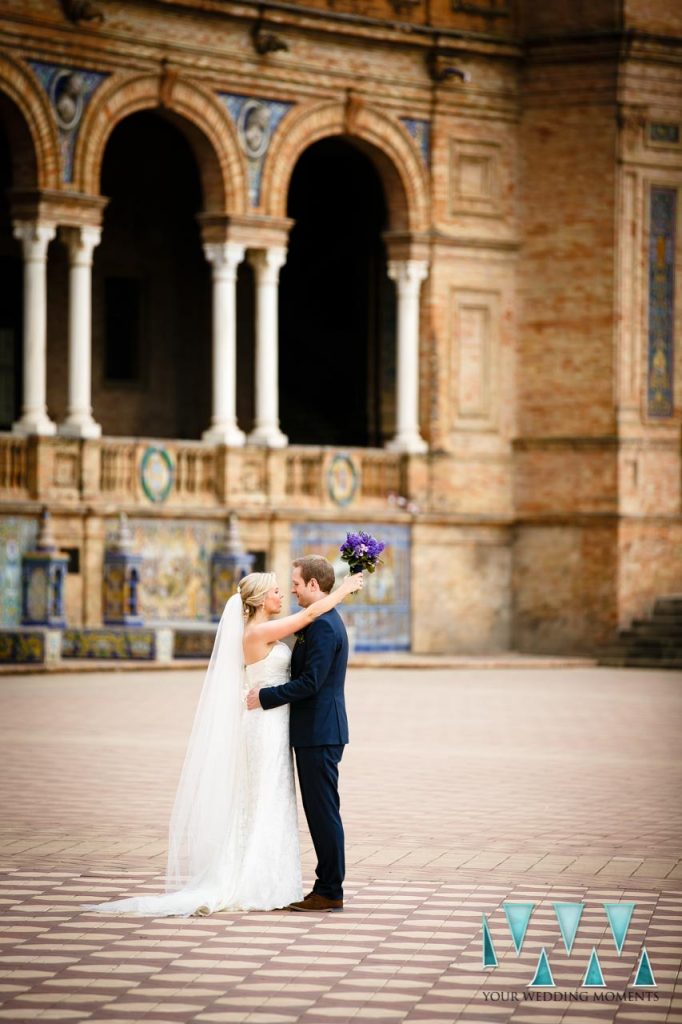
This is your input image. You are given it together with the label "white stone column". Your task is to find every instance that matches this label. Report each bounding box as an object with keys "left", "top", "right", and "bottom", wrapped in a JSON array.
[
  {"left": 12, "top": 221, "right": 57, "bottom": 436},
  {"left": 60, "top": 225, "right": 102, "bottom": 439},
  {"left": 386, "top": 259, "right": 429, "bottom": 454},
  {"left": 202, "top": 242, "right": 245, "bottom": 445},
  {"left": 248, "top": 248, "right": 288, "bottom": 448}
]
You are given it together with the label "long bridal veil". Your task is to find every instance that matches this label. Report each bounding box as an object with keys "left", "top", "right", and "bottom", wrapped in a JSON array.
[{"left": 83, "top": 593, "right": 247, "bottom": 916}]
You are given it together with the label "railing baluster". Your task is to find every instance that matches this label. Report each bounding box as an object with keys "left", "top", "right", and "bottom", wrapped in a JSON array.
[{"left": 0, "top": 436, "right": 29, "bottom": 496}]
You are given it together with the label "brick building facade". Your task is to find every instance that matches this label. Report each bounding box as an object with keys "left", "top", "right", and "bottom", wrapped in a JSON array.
[{"left": 0, "top": 0, "right": 680, "bottom": 653}]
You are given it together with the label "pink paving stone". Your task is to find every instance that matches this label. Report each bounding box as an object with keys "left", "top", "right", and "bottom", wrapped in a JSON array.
[{"left": 0, "top": 665, "right": 680, "bottom": 1022}]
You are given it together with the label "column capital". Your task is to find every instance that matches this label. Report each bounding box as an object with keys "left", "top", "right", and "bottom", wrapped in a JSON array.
[
  {"left": 13, "top": 221, "right": 56, "bottom": 261},
  {"left": 248, "top": 247, "right": 287, "bottom": 284},
  {"left": 62, "top": 225, "right": 102, "bottom": 267},
  {"left": 382, "top": 230, "right": 430, "bottom": 265},
  {"left": 10, "top": 189, "right": 108, "bottom": 229},
  {"left": 198, "top": 212, "right": 293, "bottom": 250},
  {"left": 387, "top": 259, "right": 429, "bottom": 290},
  {"left": 203, "top": 242, "right": 245, "bottom": 279}
]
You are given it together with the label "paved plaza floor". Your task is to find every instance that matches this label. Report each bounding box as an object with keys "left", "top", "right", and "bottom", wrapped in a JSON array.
[{"left": 0, "top": 665, "right": 680, "bottom": 1024}]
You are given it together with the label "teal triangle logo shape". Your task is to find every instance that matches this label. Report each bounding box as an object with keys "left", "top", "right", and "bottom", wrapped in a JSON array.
[
  {"left": 528, "top": 947, "right": 555, "bottom": 988},
  {"left": 481, "top": 914, "right": 498, "bottom": 968},
  {"left": 582, "top": 947, "right": 606, "bottom": 987},
  {"left": 553, "top": 902, "right": 584, "bottom": 954},
  {"left": 633, "top": 947, "right": 656, "bottom": 987},
  {"left": 502, "top": 902, "right": 534, "bottom": 955},
  {"left": 604, "top": 902, "right": 635, "bottom": 955}
]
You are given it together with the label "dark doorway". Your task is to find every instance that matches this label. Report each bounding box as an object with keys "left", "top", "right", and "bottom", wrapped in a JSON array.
[
  {"left": 0, "top": 111, "right": 24, "bottom": 430},
  {"left": 96, "top": 111, "right": 211, "bottom": 438},
  {"left": 279, "top": 137, "right": 393, "bottom": 448}
]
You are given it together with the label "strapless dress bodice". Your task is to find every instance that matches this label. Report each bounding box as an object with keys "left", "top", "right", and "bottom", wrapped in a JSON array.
[{"left": 244, "top": 642, "right": 291, "bottom": 690}]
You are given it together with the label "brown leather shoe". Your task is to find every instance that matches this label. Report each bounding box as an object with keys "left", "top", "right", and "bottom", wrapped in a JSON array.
[{"left": 288, "top": 893, "right": 343, "bottom": 912}]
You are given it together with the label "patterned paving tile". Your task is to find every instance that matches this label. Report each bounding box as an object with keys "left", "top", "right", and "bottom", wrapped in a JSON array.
[{"left": 1, "top": 666, "right": 681, "bottom": 1022}]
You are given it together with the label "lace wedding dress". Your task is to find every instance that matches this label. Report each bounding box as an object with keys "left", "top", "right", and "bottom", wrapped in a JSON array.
[
  {"left": 236, "top": 643, "right": 303, "bottom": 910},
  {"left": 83, "top": 617, "right": 303, "bottom": 917}
]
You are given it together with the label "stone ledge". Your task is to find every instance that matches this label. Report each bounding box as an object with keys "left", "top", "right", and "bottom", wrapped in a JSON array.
[{"left": 0, "top": 650, "right": 596, "bottom": 674}]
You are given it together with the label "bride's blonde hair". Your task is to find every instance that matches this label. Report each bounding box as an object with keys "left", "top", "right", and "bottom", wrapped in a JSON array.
[{"left": 239, "top": 572, "right": 277, "bottom": 619}]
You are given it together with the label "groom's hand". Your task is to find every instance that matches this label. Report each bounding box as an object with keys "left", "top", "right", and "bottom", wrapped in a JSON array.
[{"left": 246, "top": 687, "right": 261, "bottom": 711}]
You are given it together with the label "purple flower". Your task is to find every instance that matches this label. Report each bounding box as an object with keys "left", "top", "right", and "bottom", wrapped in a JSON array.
[{"left": 339, "top": 530, "right": 385, "bottom": 574}]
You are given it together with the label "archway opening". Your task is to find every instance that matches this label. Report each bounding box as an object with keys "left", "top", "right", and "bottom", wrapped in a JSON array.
[
  {"left": 90, "top": 109, "right": 212, "bottom": 439},
  {"left": 279, "top": 137, "right": 394, "bottom": 448},
  {"left": 0, "top": 94, "right": 36, "bottom": 430}
]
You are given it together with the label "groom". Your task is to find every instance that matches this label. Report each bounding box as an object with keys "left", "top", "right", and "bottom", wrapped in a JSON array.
[{"left": 246, "top": 554, "right": 349, "bottom": 912}]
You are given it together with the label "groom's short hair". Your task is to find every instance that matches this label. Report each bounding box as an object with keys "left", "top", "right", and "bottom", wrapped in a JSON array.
[{"left": 293, "top": 555, "right": 335, "bottom": 594}]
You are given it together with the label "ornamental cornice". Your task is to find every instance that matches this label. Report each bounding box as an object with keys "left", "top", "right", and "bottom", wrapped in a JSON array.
[{"left": 525, "top": 29, "right": 682, "bottom": 67}]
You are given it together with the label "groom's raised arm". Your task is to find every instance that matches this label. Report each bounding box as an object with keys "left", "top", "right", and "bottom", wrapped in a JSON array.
[{"left": 258, "top": 618, "right": 337, "bottom": 710}]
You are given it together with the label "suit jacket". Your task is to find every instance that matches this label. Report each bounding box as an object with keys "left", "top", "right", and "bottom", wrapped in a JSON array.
[{"left": 258, "top": 607, "right": 349, "bottom": 747}]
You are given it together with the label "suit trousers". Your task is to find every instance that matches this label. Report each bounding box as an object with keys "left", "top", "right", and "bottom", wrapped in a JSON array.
[{"left": 294, "top": 744, "right": 345, "bottom": 901}]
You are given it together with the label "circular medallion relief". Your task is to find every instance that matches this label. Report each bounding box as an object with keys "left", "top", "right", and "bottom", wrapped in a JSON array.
[
  {"left": 140, "top": 446, "right": 174, "bottom": 504},
  {"left": 50, "top": 70, "right": 86, "bottom": 132},
  {"left": 327, "top": 453, "right": 359, "bottom": 507},
  {"left": 238, "top": 99, "right": 271, "bottom": 160}
]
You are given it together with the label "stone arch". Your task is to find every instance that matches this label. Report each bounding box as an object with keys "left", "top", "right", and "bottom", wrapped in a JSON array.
[
  {"left": 73, "top": 72, "right": 248, "bottom": 214},
  {"left": 0, "top": 54, "right": 60, "bottom": 190},
  {"left": 260, "top": 99, "right": 430, "bottom": 232}
]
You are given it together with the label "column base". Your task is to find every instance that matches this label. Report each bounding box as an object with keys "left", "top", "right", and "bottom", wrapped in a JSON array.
[
  {"left": 59, "top": 417, "right": 102, "bottom": 440},
  {"left": 202, "top": 423, "right": 246, "bottom": 446},
  {"left": 12, "top": 414, "right": 57, "bottom": 437},
  {"left": 386, "top": 434, "right": 428, "bottom": 455},
  {"left": 247, "top": 426, "right": 288, "bottom": 448}
]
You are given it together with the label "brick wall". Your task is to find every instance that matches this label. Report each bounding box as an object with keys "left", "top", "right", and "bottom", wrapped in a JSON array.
[{"left": 0, "top": 0, "right": 679, "bottom": 652}]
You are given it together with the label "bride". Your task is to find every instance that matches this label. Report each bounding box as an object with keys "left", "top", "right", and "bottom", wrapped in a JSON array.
[{"left": 83, "top": 568, "right": 362, "bottom": 917}]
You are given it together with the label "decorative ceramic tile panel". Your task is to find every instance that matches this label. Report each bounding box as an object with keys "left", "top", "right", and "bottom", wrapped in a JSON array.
[
  {"left": 0, "top": 515, "right": 39, "bottom": 627},
  {"left": 0, "top": 630, "right": 45, "bottom": 663},
  {"left": 28, "top": 61, "right": 108, "bottom": 183},
  {"left": 648, "top": 186, "right": 676, "bottom": 418},
  {"left": 61, "top": 628, "right": 156, "bottom": 659},
  {"left": 104, "top": 518, "right": 225, "bottom": 621},
  {"left": 290, "top": 521, "right": 410, "bottom": 650},
  {"left": 219, "top": 93, "right": 292, "bottom": 205},
  {"left": 401, "top": 117, "right": 430, "bottom": 165}
]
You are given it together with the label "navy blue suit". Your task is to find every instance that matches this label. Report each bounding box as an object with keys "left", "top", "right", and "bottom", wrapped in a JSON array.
[{"left": 258, "top": 608, "right": 349, "bottom": 900}]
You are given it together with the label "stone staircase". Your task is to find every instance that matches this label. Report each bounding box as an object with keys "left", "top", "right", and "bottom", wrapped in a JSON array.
[{"left": 599, "top": 595, "right": 682, "bottom": 669}]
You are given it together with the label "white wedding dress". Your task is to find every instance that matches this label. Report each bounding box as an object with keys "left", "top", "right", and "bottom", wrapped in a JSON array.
[{"left": 83, "top": 625, "right": 303, "bottom": 917}]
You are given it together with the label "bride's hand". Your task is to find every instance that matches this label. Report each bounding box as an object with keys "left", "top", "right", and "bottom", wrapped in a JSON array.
[
  {"left": 341, "top": 572, "right": 364, "bottom": 596},
  {"left": 246, "top": 687, "right": 261, "bottom": 710}
]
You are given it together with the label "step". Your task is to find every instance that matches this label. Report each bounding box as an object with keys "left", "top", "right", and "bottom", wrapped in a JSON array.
[
  {"left": 619, "top": 630, "right": 682, "bottom": 646},
  {"left": 618, "top": 630, "right": 682, "bottom": 645},
  {"left": 649, "top": 612, "right": 682, "bottom": 627},
  {"left": 654, "top": 596, "right": 682, "bottom": 615},
  {"left": 622, "top": 644, "right": 682, "bottom": 658},
  {"left": 599, "top": 655, "right": 682, "bottom": 669},
  {"left": 625, "top": 658, "right": 682, "bottom": 670},
  {"left": 601, "top": 639, "right": 682, "bottom": 654},
  {"left": 629, "top": 617, "right": 682, "bottom": 633}
]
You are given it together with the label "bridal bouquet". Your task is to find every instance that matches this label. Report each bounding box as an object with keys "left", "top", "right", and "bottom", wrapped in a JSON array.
[{"left": 340, "top": 531, "right": 385, "bottom": 575}]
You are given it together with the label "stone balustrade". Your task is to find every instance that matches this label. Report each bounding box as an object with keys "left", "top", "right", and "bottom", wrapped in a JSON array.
[
  {"left": 0, "top": 437, "right": 29, "bottom": 498},
  {"left": 0, "top": 433, "right": 420, "bottom": 514}
]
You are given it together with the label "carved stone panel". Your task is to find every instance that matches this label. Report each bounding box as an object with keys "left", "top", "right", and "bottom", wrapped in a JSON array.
[
  {"left": 451, "top": 288, "right": 500, "bottom": 431},
  {"left": 449, "top": 139, "right": 501, "bottom": 218}
]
